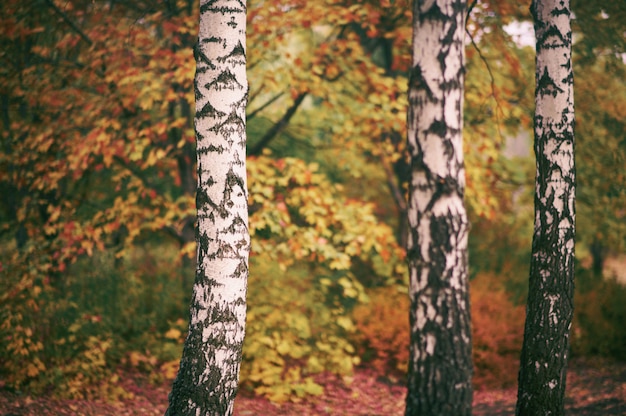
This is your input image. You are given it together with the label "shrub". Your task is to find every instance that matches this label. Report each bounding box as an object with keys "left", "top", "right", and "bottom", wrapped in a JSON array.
[
  {"left": 572, "top": 275, "right": 626, "bottom": 360},
  {"left": 0, "top": 249, "right": 47, "bottom": 391},
  {"left": 470, "top": 272, "right": 525, "bottom": 389},
  {"left": 240, "top": 258, "right": 362, "bottom": 402},
  {"left": 351, "top": 286, "right": 409, "bottom": 375},
  {"left": 0, "top": 242, "right": 188, "bottom": 399},
  {"left": 352, "top": 273, "right": 525, "bottom": 389}
]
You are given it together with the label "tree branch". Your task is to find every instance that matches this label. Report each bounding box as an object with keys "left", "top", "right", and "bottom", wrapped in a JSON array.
[
  {"left": 44, "top": 0, "right": 93, "bottom": 46},
  {"left": 113, "top": 155, "right": 158, "bottom": 191},
  {"left": 247, "top": 91, "right": 284, "bottom": 121},
  {"left": 466, "top": 0, "right": 478, "bottom": 25},
  {"left": 380, "top": 153, "right": 407, "bottom": 213},
  {"left": 248, "top": 92, "right": 308, "bottom": 156},
  {"left": 465, "top": 27, "right": 505, "bottom": 143}
]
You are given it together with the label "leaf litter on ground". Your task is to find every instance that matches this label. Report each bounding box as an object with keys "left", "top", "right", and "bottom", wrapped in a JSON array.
[{"left": 0, "top": 358, "right": 624, "bottom": 415}]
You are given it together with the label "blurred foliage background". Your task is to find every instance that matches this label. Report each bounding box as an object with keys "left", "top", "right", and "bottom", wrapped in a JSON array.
[{"left": 1, "top": 0, "right": 625, "bottom": 402}]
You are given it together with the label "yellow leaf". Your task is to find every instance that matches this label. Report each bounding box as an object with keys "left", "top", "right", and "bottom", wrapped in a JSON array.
[
  {"left": 129, "top": 149, "right": 143, "bottom": 161},
  {"left": 26, "top": 363, "right": 40, "bottom": 377},
  {"left": 336, "top": 316, "right": 354, "bottom": 331},
  {"left": 32, "top": 285, "right": 42, "bottom": 298},
  {"left": 276, "top": 340, "right": 291, "bottom": 355},
  {"left": 48, "top": 206, "right": 61, "bottom": 223},
  {"left": 164, "top": 328, "right": 181, "bottom": 340},
  {"left": 81, "top": 240, "right": 94, "bottom": 256}
]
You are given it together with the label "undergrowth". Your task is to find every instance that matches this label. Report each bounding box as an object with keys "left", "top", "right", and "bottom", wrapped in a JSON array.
[
  {"left": 352, "top": 272, "right": 526, "bottom": 389},
  {"left": 2, "top": 241, "right": 625, "bottom": 402}
]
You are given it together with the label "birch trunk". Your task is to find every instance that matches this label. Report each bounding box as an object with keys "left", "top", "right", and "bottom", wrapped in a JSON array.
[
  {"left": 405, "top": 1, "right": 472, "bottom": 415},
  {"left": 516, "top": 0, "right": 575, "bottom": 415},
  {"left": 166, "top": 1, "right": 248, "bottom": 415}
]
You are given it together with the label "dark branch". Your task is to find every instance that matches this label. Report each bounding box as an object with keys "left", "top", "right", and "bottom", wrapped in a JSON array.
[
  {"left": 247, "top": 91, "right": 284, "bottom": 121},
  {"left": 44, "top": 0, "right": 93, "bottom": 46},
  {"left": 248, "top": 92, "right": 308, "bottom": 156},
  {"left": 466, "top": 0, "right": 478, "bottom": 26},
  {"left": 162, "top": 225, "right": 185, "bottom": 245},
  {"left": 248, "top": 84, "right": 265, "bottom": 105},
  {"left": 380, "top": 153, "right": 407, "bottom": 212},
  {"left": 113, "top": 155, "right": 158, "bottom": 191},
  {"left": 465, "top": 27, "right": 505, "bottom": 143}
]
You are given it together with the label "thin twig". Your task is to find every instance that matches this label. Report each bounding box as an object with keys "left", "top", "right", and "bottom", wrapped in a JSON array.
[
  {"left": 248, "top": 92, "right": 308, "bottom": 156},
  {"left": 465, "top": 27, "right": 505, "bottom": 145},
  {"left": 466, "top": 0, "right": 478, "bottom": 26},
  {"left": 247, "top": 91, "right": 284, "bottom": 121},
  {"left": 380, "top": 152, "right": 407, "bottom": 212},
  {"left": 44, "top": 0, "right": 93, "bottom": 46}
]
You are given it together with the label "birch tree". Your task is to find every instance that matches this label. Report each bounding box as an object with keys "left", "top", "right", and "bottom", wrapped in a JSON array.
[
  {"left": 405, "top": 0, "right": 472, "bottom": 414},
  {"left": 516, "top": 0, "right": 575, "bottom": 414},
  {"left": 166, "top": 1, "right": 249, "bottom": 415}
]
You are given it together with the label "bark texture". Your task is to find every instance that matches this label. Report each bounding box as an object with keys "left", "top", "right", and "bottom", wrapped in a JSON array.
[
  {"left": 405, "top": 1, "right": 472, "bottom": 415},
  {"left": 516, "top": 0, "right": 575, "bottom": 415},
  {"left": 166, "top": 1, "right": 248, "bottom": 415}
]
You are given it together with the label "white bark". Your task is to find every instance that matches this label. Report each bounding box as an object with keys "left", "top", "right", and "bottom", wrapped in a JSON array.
[
  {"left": 167, "top": 1, "right": 249, "bottom": 415},
  {"left": 405, "top": 1, "right": 472, "bottom": 415},
  {"left": 516, "top": 0, "right": 575, "bottom": 414}
]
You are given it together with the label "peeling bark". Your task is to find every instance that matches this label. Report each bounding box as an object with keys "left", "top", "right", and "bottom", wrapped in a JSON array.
[
  {"left": 516, "top": 0, "right": 575, "bottom": 415},
  {"left": 405, "top": 1, "right": 472, "bottom": 415},
  {"left": 166, "top": 1, "right": 249, "bottom": 415}
]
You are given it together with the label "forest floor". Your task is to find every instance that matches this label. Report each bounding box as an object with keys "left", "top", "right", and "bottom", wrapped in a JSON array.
[{"left": 1, "top": 358, "right": 625, "bottom": 415}]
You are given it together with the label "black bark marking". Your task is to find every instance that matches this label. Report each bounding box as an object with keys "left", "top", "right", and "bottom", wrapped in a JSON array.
[
  {"left": 194, "top": 77, "right": 202, "bottom": 101},
  {"left": 230, "top": 258, "right": 248, "bottom": 279},
  {"left": 408, "top": 65, "right": 435, "bottom": 103},
  {"left": 201, "top": 0, "right": 245, "bottom": 15},
  {"left": 561, "top": 70, "right": 573, "bottom": 85},
  {"left": 439, "top": 76, "right": 463, "bottom": 93},
  {"left": 407, "top": 128, "right": 428, "bottom": 175},
  {"left": 537, "top": 67, "right": 564, "bottom": 97},
  {"left": 437, "top": 17, "right": 459, "bottom": 72},
  {"left": 203, "top": 36, "right": 225, "bottom": 44},
  {"left": 537, "top": 25, "right": 569, "bottom": 50},
  {"left": 426, "top": 119, "right": 447, "bottom": 137},
  {"left": 202, "top": 35, "right": 228, "bottom": 49},
  {"left": 196, "top": 187, "right": 216, "bottom": 210},
  {"left": 198, "top": 231, "right": 213, "bottom": 258},
  {"left": 222, "top": 214, "right": 246, "bottom": 234},
  {"left": 196, "top": 100, "right": 227, "bottom": 119},
  {"left": 418, "top": 1, "right": 446, "bottom": 23},
  {"left": 424, "top": 175, "right": 464, "bottom": 212},
  {"left": 222, "top": 168, "right": 246, "bottom": 214},
  {"left": 209, "top": 110, "right": 245, "bottom": 138},
  {"left": 206, "top": 69, "right": 243, "bottom": 92},
  {"left": 217, "top": 40, "right": 246, "bottom": 63},
  {"left": 194, "top": 43, "right": 218, "bottom": 71},
  {"left": 551, "top": 7, "right": 570, "bottom": 17},
  {"left": 428, "top": 215, "right": 452, "bottom": 289},
  {"left": 198, "top": 143, "right": 226, "bottom": 154},
  {"left": 231, "top": 92, "right": 248, "bottom": 113},
  {"left": 210, "top": 305, "right": 239, "bottom": 325}
]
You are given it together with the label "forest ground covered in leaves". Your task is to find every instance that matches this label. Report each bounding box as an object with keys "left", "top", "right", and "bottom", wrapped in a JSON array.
[{"left": 1, "top": 358, "right": 625, "bottom": 415}]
